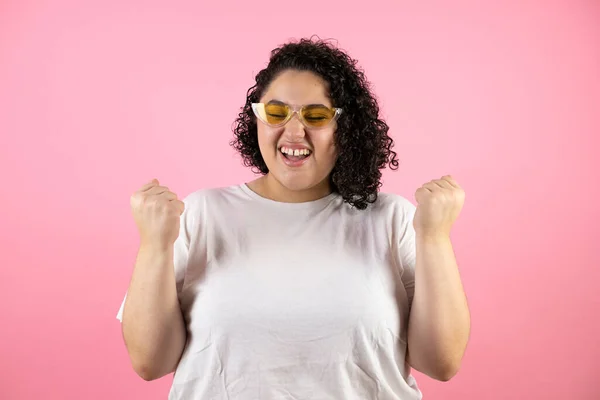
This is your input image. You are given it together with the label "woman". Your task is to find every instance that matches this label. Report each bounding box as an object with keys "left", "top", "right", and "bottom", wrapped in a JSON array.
[{"left": 117, "top": 37, "right": 470, "bottom": 399}]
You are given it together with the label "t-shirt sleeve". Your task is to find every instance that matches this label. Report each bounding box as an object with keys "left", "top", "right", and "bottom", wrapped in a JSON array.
[
  {"left": 397, "top": 200, "right": 417, "bottom": 311},
  {"left": 115, "top": 198, "right": 192, "bottom": 322}
]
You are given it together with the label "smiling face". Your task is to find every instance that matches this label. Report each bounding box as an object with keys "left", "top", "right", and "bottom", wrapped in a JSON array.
[{"left": 256, "top": 69, "right": 338, "bottom": 201}]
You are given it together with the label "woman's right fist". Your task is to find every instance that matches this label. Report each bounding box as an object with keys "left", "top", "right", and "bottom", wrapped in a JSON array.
[{"left": 130, "top": 179, "right": 185, "bottom": 248}]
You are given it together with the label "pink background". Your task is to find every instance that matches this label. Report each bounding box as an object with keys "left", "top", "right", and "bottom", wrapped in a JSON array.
[{"left": 1, "top": 0, "right": 599, "bottom": 398}]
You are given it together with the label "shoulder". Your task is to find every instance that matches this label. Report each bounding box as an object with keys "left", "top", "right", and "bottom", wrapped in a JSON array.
[
  {"left": 177, "top": 185, "right": 245, "bottom": 234},
  {"left": 335, "top": 192, "right": 416, "bottom": 229},
  {"left": 370, "top": 192, "right": 416, "bottom": 215},
  {"left": 361, "top": 192, "right": 417, "bottom": 235},
  {"left": 180, "top": 184, "right": 248, "bottom": 213},
  {"left": 372, "top": 192, "right": 417, "bottom": 250}
]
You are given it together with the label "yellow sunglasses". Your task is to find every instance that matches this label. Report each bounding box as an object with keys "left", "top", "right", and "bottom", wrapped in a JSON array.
[{"left": 252, "top": 102, "right": 343, "bottom": 129}]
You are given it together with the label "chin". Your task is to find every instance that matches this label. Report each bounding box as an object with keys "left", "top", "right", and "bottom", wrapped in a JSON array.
[
  {"left": 270, "top": 168, "right": 326, "bottom": 191},
  {"left": 278, "top": 175, "right": 320, "bottom": 192}
]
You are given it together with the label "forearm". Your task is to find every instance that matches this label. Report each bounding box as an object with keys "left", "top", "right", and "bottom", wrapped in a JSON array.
[
  {"left": 121, "top": 245, "right": 187, "bottom": 380},
  {"left": 406, "top": 235, "right": 470, "bottom": 381}
]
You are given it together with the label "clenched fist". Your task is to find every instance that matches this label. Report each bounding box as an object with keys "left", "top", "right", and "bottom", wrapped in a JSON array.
[
  {"left": 130, "top": 179, "right": 185, "bottom": 248},
  {"left": 413, "top": 175, "right": 465, "bottom": 239}
]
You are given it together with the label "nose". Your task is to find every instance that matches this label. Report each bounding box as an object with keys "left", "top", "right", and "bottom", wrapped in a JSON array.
[{"left": 283, "top": 113, "right": 306, "bottom": 141}]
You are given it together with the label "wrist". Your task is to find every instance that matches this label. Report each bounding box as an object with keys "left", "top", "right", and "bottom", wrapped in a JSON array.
[
  {"left": 415, "top": 232, "right": 452, "bottom": 245},
  {"left": 139, "top": 240, "right": 175, "bottom": 256}
]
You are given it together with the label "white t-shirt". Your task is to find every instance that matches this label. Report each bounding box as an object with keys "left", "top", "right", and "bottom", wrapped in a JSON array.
[{"left": 117, "top": 183, "right": 422, "bottom": 399}]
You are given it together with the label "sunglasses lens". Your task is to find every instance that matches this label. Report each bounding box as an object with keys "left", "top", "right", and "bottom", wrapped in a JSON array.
[
  {"left": 301, "top": 105, "right": 335, "bottom": 128},
  {"left": 253, "top": 103, "right": 338, "bottom": 128},
  {"left": 262, "top": 103, "right": 291, "bottom": 125}
]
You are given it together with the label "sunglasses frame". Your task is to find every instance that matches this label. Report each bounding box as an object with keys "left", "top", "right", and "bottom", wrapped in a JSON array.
[{"left": 251, "top": 102, "right": 343, "bottom": 129}]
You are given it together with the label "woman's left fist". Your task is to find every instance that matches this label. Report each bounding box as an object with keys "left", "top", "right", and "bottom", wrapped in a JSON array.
[{"left": 413, "top": 175, "right": 465, "bottom": 238}]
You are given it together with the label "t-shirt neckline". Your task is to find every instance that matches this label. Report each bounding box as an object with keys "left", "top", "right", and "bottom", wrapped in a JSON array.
[{"left": 239, "top": 183, "right": 339, "bottom": 209}]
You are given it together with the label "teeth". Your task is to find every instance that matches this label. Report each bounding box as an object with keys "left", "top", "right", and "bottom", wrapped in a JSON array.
[{"left": 280, "top": 147, "right": 311, "bottom": 156}]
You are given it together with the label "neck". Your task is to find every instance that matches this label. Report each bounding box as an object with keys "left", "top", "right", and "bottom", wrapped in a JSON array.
[{"left": 250, "top": 174, "right": 332, "bottom": 203}]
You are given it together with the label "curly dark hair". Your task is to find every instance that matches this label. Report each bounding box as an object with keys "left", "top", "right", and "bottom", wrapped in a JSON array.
[{"left": 230, "top": 37, "right": 399, "bottom": 210}]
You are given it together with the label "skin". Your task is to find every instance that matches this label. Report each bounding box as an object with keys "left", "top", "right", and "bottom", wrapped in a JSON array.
[
  {"left": 246, "top": 70, "right": 338, "bottom": 202},
  {"left": 407, "top": 175, "right": 471, "bottom": 381},
  {"left": 121, "top": 179, "right": 187, "bottom": 381}
]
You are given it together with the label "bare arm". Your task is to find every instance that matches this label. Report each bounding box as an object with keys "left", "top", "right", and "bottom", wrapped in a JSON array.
[
  {"left": 406, "top": 235, "right": 470, "bottom": 381},
  {"left": 405, "top": 175, "right": 470, "bottom": 381},
  {"left": 121, "top": 244, "right": 187, "bottom": 381}
]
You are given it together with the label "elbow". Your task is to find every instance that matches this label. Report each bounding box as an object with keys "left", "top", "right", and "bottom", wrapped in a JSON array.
[
  {"left": 429, "top": 361, "right": 462, "bottom": 382},
  {"left": 122, "top": 339, "right": 183, "bottom": 382},
  {"left": 132, "top": 361, "right": 167, "bottom": 381},
  {"left": 122, "top": 330, "right": 181, "bottom": 382},
  {"left": 407, "top": 345, "right": 465, "bottom": 382},
  {"left": 129, "top": 354, "right": 173, "bottom": 381},
  {"left": 409, "top": 357, "right": 462, "bottom": 382}
]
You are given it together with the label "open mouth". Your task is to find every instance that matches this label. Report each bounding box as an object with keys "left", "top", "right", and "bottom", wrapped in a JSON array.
[{"left": 279, "top": 146, "right": 312, "bottom": 163}]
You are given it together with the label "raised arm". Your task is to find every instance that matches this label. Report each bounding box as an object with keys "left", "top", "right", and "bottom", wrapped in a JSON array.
[
  {"left": 120, "top": 179, "right": 187, "bottom": 381},
  {"left": 406, "top": 175, "right": 470, "bottom": 381}
]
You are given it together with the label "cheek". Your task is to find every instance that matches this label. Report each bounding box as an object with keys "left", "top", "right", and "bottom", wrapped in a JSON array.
[
  {"left": 314, "top": 132, "right": 338, "bottom": 163},
  {"left": 257, "top": 126, "right": 281, "bottom": 154}
]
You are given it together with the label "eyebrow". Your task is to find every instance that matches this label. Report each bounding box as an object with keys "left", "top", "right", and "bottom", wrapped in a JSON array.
[{"left": 267, "top": 99, "right": 330, "bottom": 108}]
